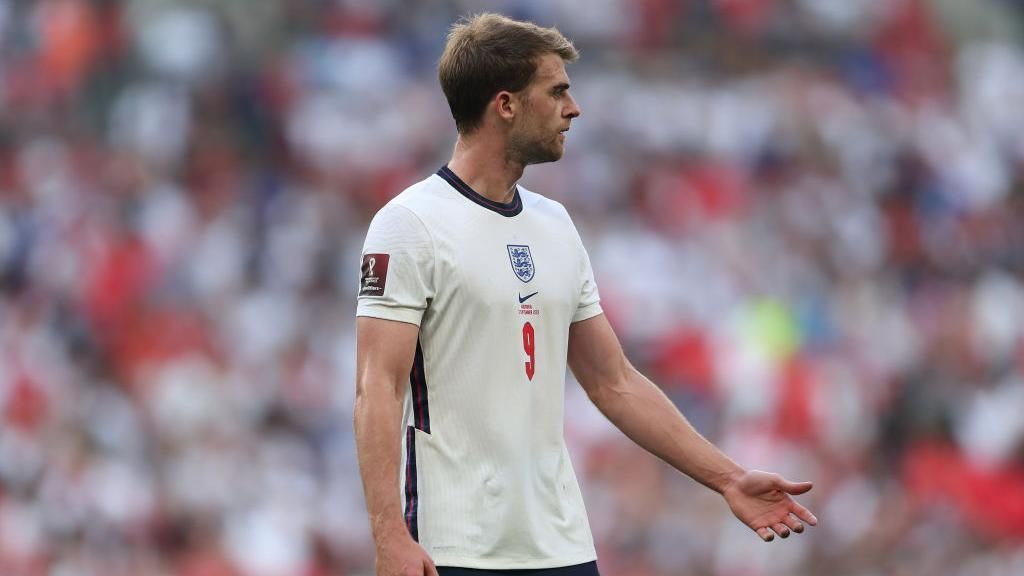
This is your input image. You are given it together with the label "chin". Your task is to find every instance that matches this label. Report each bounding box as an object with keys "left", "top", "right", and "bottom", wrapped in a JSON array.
[
  {"left": 517, "top": 141, "right": 564, "bottom": 165},
  {"left": 542, "top": 142, "right": 566, "bottom": 163},
  {"left": 526, "top": 153, "right": 562, "bottom": 166}
]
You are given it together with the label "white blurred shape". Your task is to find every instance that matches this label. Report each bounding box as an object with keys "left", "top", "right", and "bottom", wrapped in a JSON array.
[
  {"left": 590, "top": 225, "right": 689, "bottom": 340},
  {"left": 714, "top": 310, "right": 778, "bottom": 422},
  {"left": 81, "top": 383, "right": 146, "bottom": 458},
  {"left": 0, "top": 428, "right": 44, "bottom": 490},
  {"left": 286, "top": 88, "right": 419, "bottom": 172},
  {"left": 227, "top": 290, "right": 298, "bottom": 364},
  {"left": 0, "top": 499, "right": 44, "bottom": 560},
  {"left": 320, "top": 38, "right": 404, "bottom": 97},
  {"left": 146, "top": 354, "right": 223, "bottom": 441},
  {"left": 822, "top": 475, "right": 880, "bottom": 548},
  {"left": 958, "top": 42, "right": 1024, "bottom": 160},
  {"left": 550, "top": 0, "right": 632, "bottom": 40},
  {"left": 139, "top": 182, "right": 196, "bottom": 265},
  {"left": 970, "top": 270, "right": 1024, "bottom": 365},
  {"left": 286, "top": 92, "right": 348, "bottom": 171},
  {"left": 17, "top": 137, "right": 74, "bottom": 205},
  {"left": 189, "top": 213, "right": 247, "bottom": 300},
  {"left": 796, "top": 0, "right": 878, "bottom": 32},
  {"left": 812, "top": 359, "right": 875, "bottom": 453},
  {"left": 706, "top": 83, "right": 778, "bottom": 162},
  {"left": 915, "top": 106, "right": 1009, "bottom": 211},
  {"left": 265, "top": 192, "right": 323, "bottom": 290},
  {"left": 135, "top": 6, "right": 220, "bottom": 81},
  {"left": 225, "top": 505, "right": 309, "bottom": 576},
  {"left": 167, "top": 441, "right": 246, "bottom": 515},
  {"left": 956, "top": 375, "right": 1024, "bottom": 468},
  {"left": 83, "top": 459, "right": 155, "bottom": 527},
  {"left": 832, "top": 195, "right": 886, "bottom": 274},
  {"left": 109, "top": 84, "right": 192, "bottom": 168},
  {"left": 329, "top": 319, "right": 358, "bottom": 415}
]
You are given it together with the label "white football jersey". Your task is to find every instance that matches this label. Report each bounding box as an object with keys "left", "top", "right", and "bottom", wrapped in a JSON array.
[{"left": 356, "top": 166, "right": 602, "bottom": 570}]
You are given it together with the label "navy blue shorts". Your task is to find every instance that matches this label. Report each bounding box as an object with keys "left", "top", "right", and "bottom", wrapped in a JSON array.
[{"left": 437, "top": 561, "right": 600, "bottom": 576}]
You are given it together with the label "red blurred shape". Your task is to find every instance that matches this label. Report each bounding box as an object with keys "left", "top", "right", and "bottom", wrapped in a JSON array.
[
  {"left": 655, "top": 327, "right": 716, "bottom": 395},
  {"left": 37, "top": 0, "right": 100, "bottom": 95},
  {"left": 5, "top": 374, "right": 48, "bottom": 431},
  {"left": 774, "top": 355, "right": 816, "bottom": 440},
  {"left": 904, "top": 442, "right": 1024, "bottom": 538},
  {"left": 714, "top": 0, "right": 777, "bottom": 33},
  {"left": 86, "top": 234, "right": 156, "bottom": 332}
]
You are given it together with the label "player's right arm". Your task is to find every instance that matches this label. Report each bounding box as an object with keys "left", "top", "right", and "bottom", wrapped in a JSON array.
[
  {"left": 355, "top": 199, "right": 436, "bottom": 573},
  {"left": 354, "top": 316, "right": 438, "bottom": 576}
]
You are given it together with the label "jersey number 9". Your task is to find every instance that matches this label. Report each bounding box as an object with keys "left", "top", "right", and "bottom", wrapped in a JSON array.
[{"left": 522, "top": 322, "right": 535, "bottom": 381}]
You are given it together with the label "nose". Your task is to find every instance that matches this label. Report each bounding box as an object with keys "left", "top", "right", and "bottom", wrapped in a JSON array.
[{"left": 565, "top": 93, "right": 581, "bottom": 119}]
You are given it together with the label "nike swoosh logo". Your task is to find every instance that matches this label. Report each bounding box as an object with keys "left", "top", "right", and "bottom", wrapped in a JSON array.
[{"left": 518, "top": 291, "right": 539, "bottom": 304}]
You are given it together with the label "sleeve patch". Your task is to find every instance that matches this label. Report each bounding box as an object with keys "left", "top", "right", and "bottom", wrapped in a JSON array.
[{"left": 360, "top": 253, "right": 390, "bottom": 296}]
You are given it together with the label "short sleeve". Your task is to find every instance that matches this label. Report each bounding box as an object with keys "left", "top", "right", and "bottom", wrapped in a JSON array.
[
  {"left": 356, "top": 203, "right": 434, "bottom": 326},
  {"left": 572, "top": 230, "right": 602, "bottom": 324}
]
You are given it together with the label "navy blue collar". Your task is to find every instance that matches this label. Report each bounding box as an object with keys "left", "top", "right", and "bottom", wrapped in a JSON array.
[{"left": 436, "top": 165, "right": 523, "bottom": 217}]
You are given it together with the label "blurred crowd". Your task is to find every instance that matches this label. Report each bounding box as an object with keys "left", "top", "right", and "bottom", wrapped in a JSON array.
[{"left": 0, "top": 0, "right": 1023, "bottom": 575}]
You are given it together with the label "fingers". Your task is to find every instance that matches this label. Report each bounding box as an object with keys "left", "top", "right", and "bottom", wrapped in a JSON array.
[
  {"left": 781, "top": 513, "right": 804, "bottom": 534},
  {"left": 756, "top": 523, "right": 798, "bottom": 542},
  {"left": 757, "top": 514, "right": 810, "bottom": 543},
  {"left": 760, "top": 471, "right": 811, "bottom": 494},
  {"left": 790, "top": 501, "right": 818, "bottom": 526},
  {"left": 424, "top": 558, "right": 439, "bottom": 576},
  {"left": 780, "top": 479, "right": 813, "bottom": 495}
]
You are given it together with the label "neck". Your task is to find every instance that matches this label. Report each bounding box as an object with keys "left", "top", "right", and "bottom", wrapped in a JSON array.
[{"left": 447, "top": 134, "right": 525, "bottom": 204}]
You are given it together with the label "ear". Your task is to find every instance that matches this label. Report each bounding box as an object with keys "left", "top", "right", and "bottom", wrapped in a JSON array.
[{"left": 495, "top": 90, "right": 518, "bottom": 122}]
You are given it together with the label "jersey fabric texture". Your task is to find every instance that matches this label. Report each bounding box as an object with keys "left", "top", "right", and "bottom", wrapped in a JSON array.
[{"left": 356, "top": 166, "right": 603, "bottom": 570}]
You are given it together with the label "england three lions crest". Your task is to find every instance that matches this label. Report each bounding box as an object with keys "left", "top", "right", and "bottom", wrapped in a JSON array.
[{"left": 507, "top": 245, "right": 535, "bottom": 283}]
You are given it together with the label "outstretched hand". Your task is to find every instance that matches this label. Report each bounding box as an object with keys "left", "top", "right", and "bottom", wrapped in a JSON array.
[{"left": 722, "top": 470, "right": 818, "bottom": 542}]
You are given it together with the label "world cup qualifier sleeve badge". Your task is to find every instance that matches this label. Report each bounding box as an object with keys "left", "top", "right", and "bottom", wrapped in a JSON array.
[
  {"left": 507, "top": 245, "right": 535, "bottom": 283},
  {"left": 360, "top": 253, "right": 389, "bottom": 296}
]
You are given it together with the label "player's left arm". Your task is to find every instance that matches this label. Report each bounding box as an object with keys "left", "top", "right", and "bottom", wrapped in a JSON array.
[{"left": 567, "top": 313, "right": 818, "bottom": 541}]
